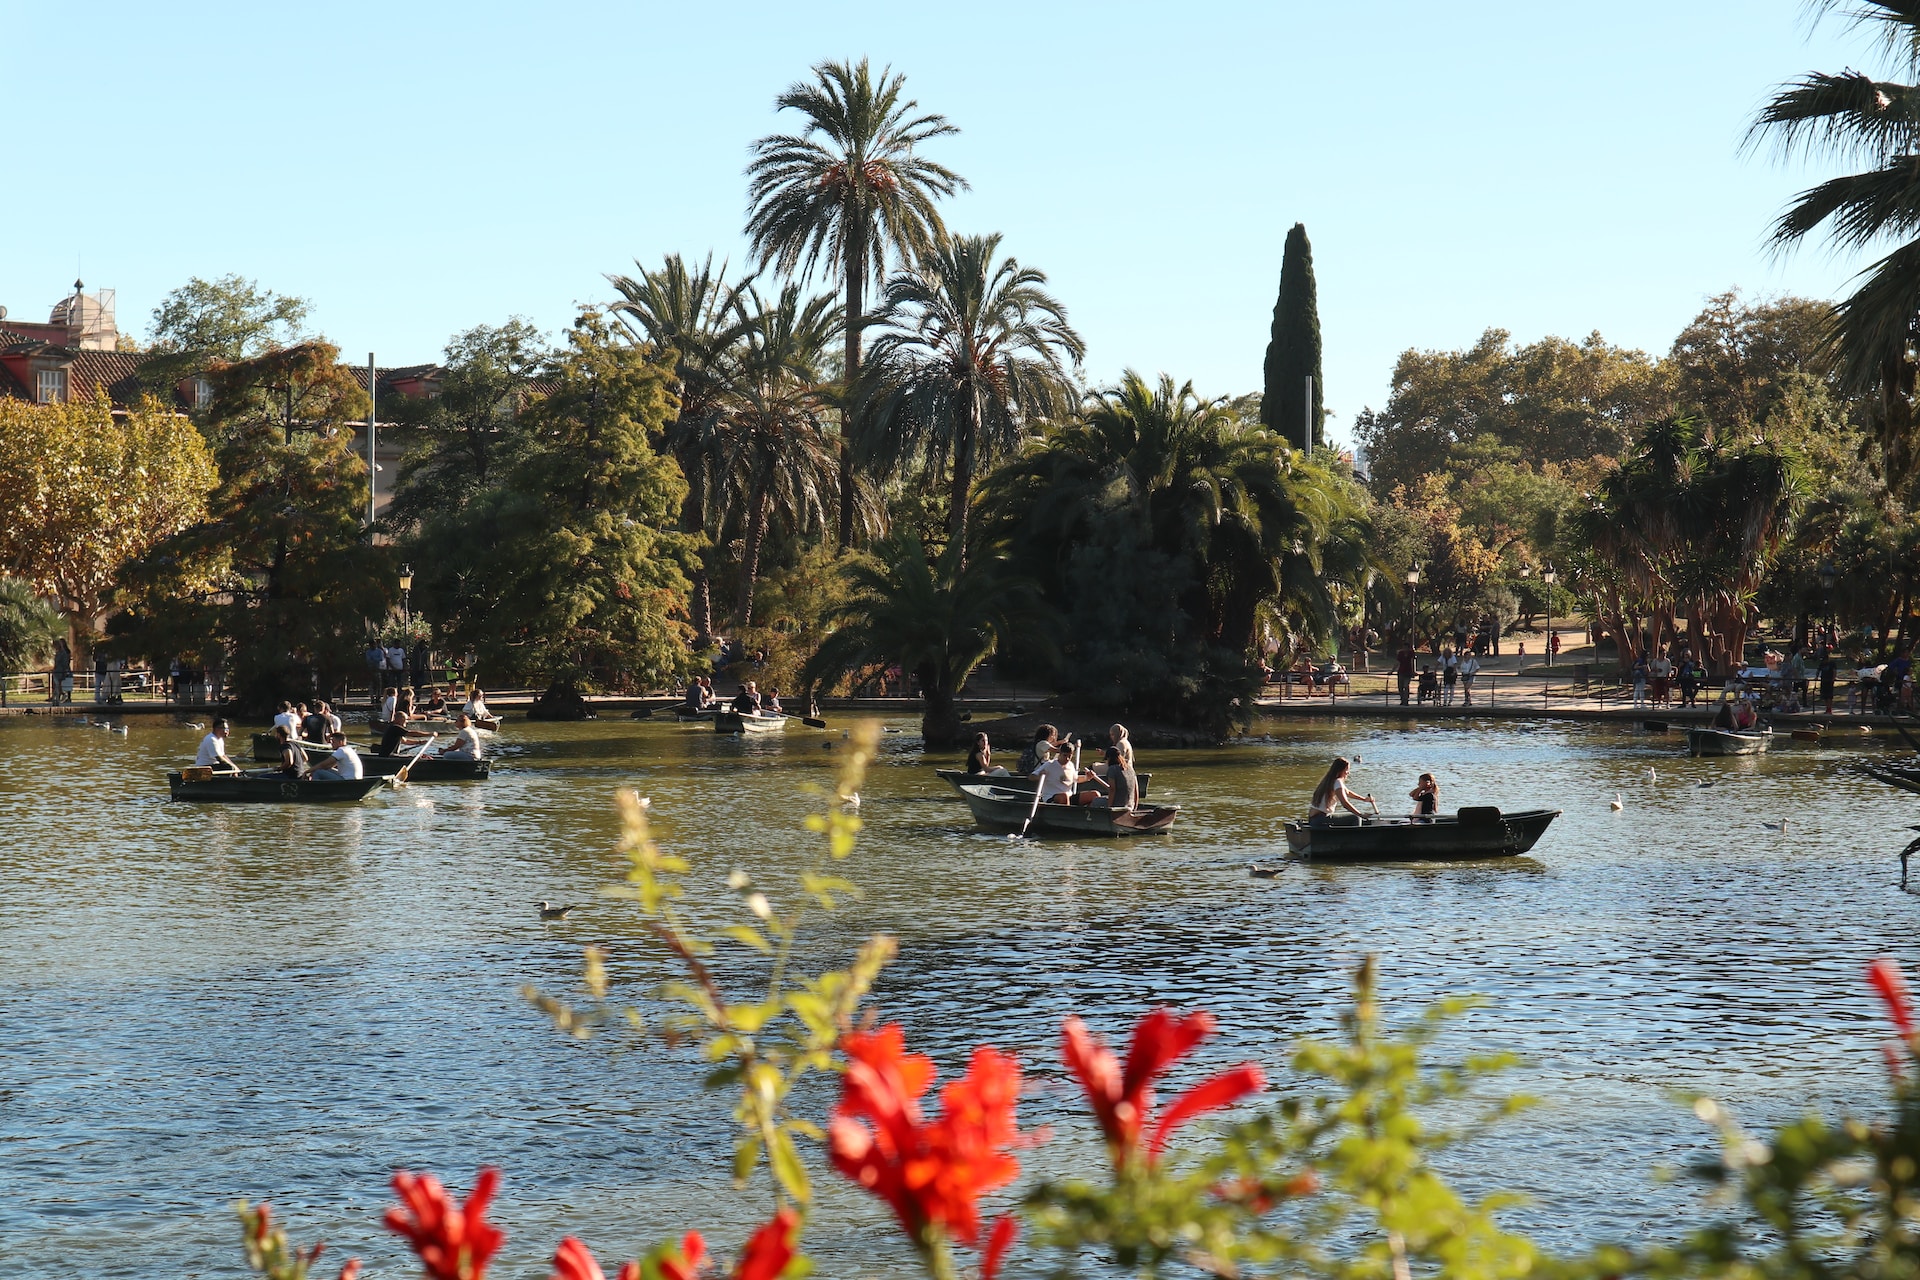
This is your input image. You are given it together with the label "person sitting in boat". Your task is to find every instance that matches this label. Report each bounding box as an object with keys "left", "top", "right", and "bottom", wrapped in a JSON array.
[
  {"left": 434, "top": 713, "right": 485, "bottom": 761},
  {"left": 1015, "top": 724, "right": 1058, "bottom": 776},
  {"left": 462, "top": 686, "right": 492, "bottom": 722},
  {"left": 377, "top": 686, "right": 399, "bottom": 725},
  {"left": 731, "top": 683, "right": 760, "bottom": 714},
  {"left": 1092, "top": 723, "right": 1139, "bottom": 812},
  {"left": 422, "top": 686, "right": 448, "bottom": 716},
  {"left": 194, "top": 718, "right": 240, "bottom": 775},
  {"left": 1307, "top": 757, "right": 1374, "bottom": 824},
  {"left": 1409, "top": 772, "right": 1439, "bottom": 820},
  {"left": 680, "top": 681, "right": 705, "bottom": 713},
  {"left": 764, "top": 686, "right": 784, "bottom": 714},
  {"left": 1711, "top": 695, "right": 1737, "bottom": 730},
  {"left": 376, "top": 707, "right": 434, "bottom": 757},
  {"left": 271, "top": 724, "right": 306, "bottom": 777},
  {"left": 964, "top": 732, "right": 1008, "bottom": 776},
  {"left": 1032, "top": 740, "right": 1102, "bottom": 805},
  {"left": 300, "top": 702, "right": 331, "bottom": 745},
  {"left": 311, "top": 730, "right": 364, "bottom": 781},
  {"left": 272, "top": 700, "right": 298, "bottom": 737},
  {"left": 1733, "top": 696, "right": 1758, "bottom": 732}
]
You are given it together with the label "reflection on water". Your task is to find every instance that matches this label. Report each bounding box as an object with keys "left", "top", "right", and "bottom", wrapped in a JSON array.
[{"left": 3, "top": 712, "right": 1918, "bottom": 1275}]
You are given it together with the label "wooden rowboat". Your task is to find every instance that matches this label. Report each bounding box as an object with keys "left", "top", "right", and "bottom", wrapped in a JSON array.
[
  {"left": 715, "top": 710, "right": 787, "bottom": 734},
  {"left": 167, "top": 771, "right": 386, "bottom": 803},
  {"left": 1685, "top": 726, "right": 1772, "bottom": 756},
  {"left": 1281, "top": 807, "right": 1560, "bottom": 861},
  {"left": 934, "top": 767, "right": 1152, "bottom": 800},
  {"left": 954, "top": 783, "right": 1179, "bottom": 836},
  {"left": 354, "top": 754, "right": 491, "bottom": 782}
]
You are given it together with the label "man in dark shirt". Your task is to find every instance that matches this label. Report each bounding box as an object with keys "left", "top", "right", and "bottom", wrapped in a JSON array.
[{"left": 1396, "top": 644, "right": 1416, "bottom": 706}]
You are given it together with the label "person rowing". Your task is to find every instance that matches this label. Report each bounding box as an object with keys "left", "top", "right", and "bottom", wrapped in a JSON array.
[
  {"left": 1031, "top": 738, "right": 1105, "bottom": 806},
  {"left": 376, "top": 706, "right": 434, "bottom": 757},
  {"left": 193, "top": 718, "right": 241, "bottom": 775},
  {"left": 310, "top": 730, "right": 364, "bottom": 781},
  {"left": 1307, "top": 756, "right": 1374, "bottom": 824},
  {"left": 730, "top": 682, "right": 760, "bottom": 714},
  {"left": 270, "top": 724, "right": 306, "bottom": 778}
]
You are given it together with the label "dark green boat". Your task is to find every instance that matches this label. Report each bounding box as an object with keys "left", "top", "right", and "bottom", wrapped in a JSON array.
[
  {"left": 167, "top": 772, "right": 386, "bottom": 803},
  {"left": 955, "top": 783, "right": 1179, "bottom": 836},
  {"left": 1281, "top": 807, "right": 1560, "bottom": 861}
]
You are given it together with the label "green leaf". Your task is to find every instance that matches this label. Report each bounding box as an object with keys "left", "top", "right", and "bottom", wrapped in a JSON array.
[
  {"left": 721, "top": 924, "right": 773, "bottom": 954},
  {"left": 769, "top": 1127, "right": 812, "bottom": 1204}
]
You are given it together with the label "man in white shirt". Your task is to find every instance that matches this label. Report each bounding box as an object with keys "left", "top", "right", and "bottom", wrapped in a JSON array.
[
  {"left": 271, "top": 701, "right": 297, "bottom": 737},
  {"left": 1028, "top": 741, "right": 1092, "bottom": 805},
  {"left": 378, "top": 687, "right": 398, "bottom": 723},
  {"left": 310, "top": 731, "right": 364, "bottom": 781},
  {"left": 194, "top": 719, "right": 240, "bottom": 774},
  {"left": 435, "top": 713, "right": 485, "bottom": 761}
]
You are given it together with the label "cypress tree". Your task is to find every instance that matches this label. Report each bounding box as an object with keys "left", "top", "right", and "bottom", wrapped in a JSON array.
[{"left": 1260, "top": 223, "right": 1324, "bottom": 451}]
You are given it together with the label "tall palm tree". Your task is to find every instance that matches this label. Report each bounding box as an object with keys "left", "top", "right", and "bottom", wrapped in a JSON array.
[
  {"left": 801, "top": 531, "right": 1043, "bottom": 743},
  {"left": 607, "top": 254, "right": 753, "bottom": 643},
  {"left": 714, "top": 284, "right": 843, "bottom": 628},
  {"left": 745, "top": 58, "right": 966, "bottom": 547},
  {"left": 863, "top": 232, "right": 1084, "bottom": 554},
  {"left": 1751, "top": 2, "right": 1920, "bottom": 478}
]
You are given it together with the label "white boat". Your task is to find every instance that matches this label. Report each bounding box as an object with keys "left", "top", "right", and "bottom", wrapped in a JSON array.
[{"left": 715, "top": 710, "right": 787, "bottom": 735}]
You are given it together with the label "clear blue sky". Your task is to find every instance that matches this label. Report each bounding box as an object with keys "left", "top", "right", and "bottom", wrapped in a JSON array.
[{"left": 0, "top": 2, "right": 1884, "bottom": 445}]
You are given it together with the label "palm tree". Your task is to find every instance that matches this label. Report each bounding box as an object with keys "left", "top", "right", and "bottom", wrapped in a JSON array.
[
  {"left": 713, "top": 284, "right": 843, "bottom": 628},
  {"left": 1751, "top": 2, "right": 1920, "bottom": 478},
  {"left": 607, "top": 254, "right": 753, "bottom": 643},
  {"left": 745, "top": 58, "right": 966, "bottom": 547},
  {"left": 802, "top": 531, "right": 1042, "bottom": 743},
  {"left": 863, "top": 232, "right": 1084, "bottom": 553}
]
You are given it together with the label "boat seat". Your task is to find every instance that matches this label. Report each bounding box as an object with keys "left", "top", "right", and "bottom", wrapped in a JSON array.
[{"left": 1457, "top": 805, "right": 1504, "bottom": 826}]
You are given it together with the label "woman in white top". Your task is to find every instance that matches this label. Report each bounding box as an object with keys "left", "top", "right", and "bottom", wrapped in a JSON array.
[
  {"left": 435, "top": 713, "right": 485, "bottom": 761},
  {"left": 1307, "top": 757, "right": 1373, "bottom": 823},
  {"left": 1458, "top": 652, "right": 1481, "bottom": 705},
  {"left": 463, "top": 686, "right": 492, "bottom": 723}
]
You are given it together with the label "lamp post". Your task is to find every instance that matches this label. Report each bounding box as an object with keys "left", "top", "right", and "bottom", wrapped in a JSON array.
[
  {"left": 1405, "top": 565, "right": 1420, "bottom": 646},
  {"left": 399, "top": 563, "right": 413, "bottom": 624},
  {"left": 1819, "top": 559, "right": 1836, "bottom": 653}
]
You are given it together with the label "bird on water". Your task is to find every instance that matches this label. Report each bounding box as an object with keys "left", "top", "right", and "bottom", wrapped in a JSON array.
[{"left": 536, "top": 901, "right": 577, "bottom": 921}]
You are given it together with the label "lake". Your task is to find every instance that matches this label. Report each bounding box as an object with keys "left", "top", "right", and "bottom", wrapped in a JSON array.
[{"left": 2, "top": 712, "right": 1915, "bottom": 1277}]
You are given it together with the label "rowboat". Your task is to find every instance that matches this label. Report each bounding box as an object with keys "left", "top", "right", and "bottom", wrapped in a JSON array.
[
  {"left": 355, "top": 754, "right": 491, "bottom": 782},
  {"left": 167, "top": 771, "right": 386, "bottom": 803},
  {"left": 933, "top": 768, "right": 1153, "bottom": 800},
  {"left": 1281, "top": 807, "right": 1560, "bottom": 861},
  {"left": 954, "top": 783, "right": 1179, "bottom": 836},
  {"left": 1685, "top": 726, "right": 1772, "bottom": 756},
  {"left": 674, "top": 707, "right": 718, "bottom": 722},
  {"left": 715, "top": 710, "right": 787, "bottom": 735}
]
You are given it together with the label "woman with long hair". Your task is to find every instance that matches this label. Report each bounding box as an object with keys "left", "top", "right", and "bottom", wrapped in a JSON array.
[
  {"left": 1308, "top": 757, "right": 1373, "bottom": 823},
  {"left": 1102, "top": 723, "right": 1139, "bottom": 812}
]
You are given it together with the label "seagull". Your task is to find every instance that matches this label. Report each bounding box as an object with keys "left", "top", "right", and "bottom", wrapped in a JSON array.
[
  {"left": 1761, "top": 819, "right": 1789, "bottom": 831},
  {"left": 1696, "top": 780, "right": 1716, "bottom": 788},
  {"left": 1248, "top": 863, "right": 1284, "bottom": 878},
  {"left": 536, "top": 901, "right": 577, "bottom": 921},
  {"left": 112, "top": 724, "right": 129, "bottom": 735},
  {"left": 841, "top": 792, "right": 860, "bottom": 811},
  {"left": 1645, "top": 766, "right": 1657, "bottom": 782},
  {"left": 185, "top": 722, "right": 205, "bottom": 730},
  {"left": 1609, "top": 792, "right": 1625, "bottom": 811}
]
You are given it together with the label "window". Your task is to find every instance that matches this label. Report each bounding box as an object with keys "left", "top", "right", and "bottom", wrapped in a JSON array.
[
  {"left": 35, "top": 367, "right": 67, "bottom": 404},
  {"left": 192, "top": 376, "right": 212, "bottom": 408}
]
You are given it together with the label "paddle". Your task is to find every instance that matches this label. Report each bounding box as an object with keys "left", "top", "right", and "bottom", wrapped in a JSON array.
[
  {"left": 803, "top": 716, "right": 829, "bottom": 729},
  {"left": 388, "top": 734, "right": 437, "bottom": 789}
]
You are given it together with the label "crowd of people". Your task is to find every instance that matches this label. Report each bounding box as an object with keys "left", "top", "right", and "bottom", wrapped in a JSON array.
[
  {"left": 187, "top": 683, "right": 493, "bottom": 782},
  {"left": 680, "top": 677, "right": 788, "bottom": 716}
]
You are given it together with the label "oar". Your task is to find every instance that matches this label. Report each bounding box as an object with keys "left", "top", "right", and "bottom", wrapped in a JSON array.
[{"left": 388, "top": 734, "right": 437, "bottom": 789}]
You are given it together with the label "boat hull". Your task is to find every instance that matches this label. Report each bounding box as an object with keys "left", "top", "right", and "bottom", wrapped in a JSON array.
[
  {"left": 167, "top": 772, "right": 386, "bottom": 803},
  {"left": 934, "top": 767, "right": 1152, "bottom": 800},
  {"left": 955, "top": 783, "right": 1178, "bottom": 836},
  {"left": 715, "top": 711, "right": 787, "bottom": 734},
  {"left": 1686, "top": 727, "right": 1772, "bottom": 756},
  {"left": 355, "top": 755, "right": 491, "bottom": 781},
  {"left": 1281, "top": 807, "right": 1560, "bottom": 861}
]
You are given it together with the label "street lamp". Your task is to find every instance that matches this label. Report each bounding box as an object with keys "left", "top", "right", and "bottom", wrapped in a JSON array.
[
  {"left": 1405, "top": 565, "right": 1420, "bottom": 644},
  {"left": 399, "top": 563, "right": 413, "bottom": 623},
  {"left": 1818, "top": 559, "right": 1836, "bottom": 651}
]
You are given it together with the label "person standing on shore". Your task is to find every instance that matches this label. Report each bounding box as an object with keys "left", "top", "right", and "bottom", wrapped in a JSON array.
[
  {"left": 1631, "top": 654, "right": 1649, "bottom": 709},
  {"left": 1396, "top": 642, "right": 1415, "bottom": 706},
  {"left": 1820, "top": 649, "right": 1838, "bottom": 716},
  {"left": 1549, "top": 631, "right": 1561, "bottom": 662},
  {"left": 1441, "top": 650, "right": 1459, "bottom": 706},
  {"left": 1459, "top": 650, "right": 1481, "bottom": 706}
]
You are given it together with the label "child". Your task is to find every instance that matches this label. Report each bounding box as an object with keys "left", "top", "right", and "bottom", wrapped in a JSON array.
[{"left": 1409, "top": 773, "right": 1439, "bottom": 819}]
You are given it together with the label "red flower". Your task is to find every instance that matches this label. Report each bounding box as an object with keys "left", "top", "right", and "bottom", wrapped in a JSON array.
[
  {"left": 1063, "top": 1009, "right": 1266, "bottom": 1165},
  {"left": 829, "top": 1024, "right": 1024, "bottom": 1250},
  {"left": 733, "top": 1208, "right": 799, "bottom": 1280},
  {"left": 551, "top": 1237, "right": 640, "bottom": 1280},
  {"left": 980, "top": 1215, "right": 1017, "bottom": 1280},
  {"left": 1869, "top": 958, "right": 1915, "bottom": 1039},
  {"left": 656, "top": 1232, "right": 705, "bottom": 1280},
  {"left": 384, "top": 1167, "right": 506, "bottom": 1280}
]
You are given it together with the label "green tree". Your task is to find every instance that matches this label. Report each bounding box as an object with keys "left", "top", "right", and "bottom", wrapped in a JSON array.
[
  {"left": 385, "top": 319, "right": 550, "bottom": 533},
  {"left": 609, "top": 254, "right": 755, "bottom": 643},
  {"left": 863, "top": 232, "right": 1083, "bottom": 556},
  {"left": 145, "top": 275, "right": 310, "bottom": 386},
  {"left": 746, "top": 58, "right": 966, "bottom": 547},
  {"left": 1260, "top": 222, "right": 1325, "bottom": 451},
  {"left": 1353, "top": 329, "right": 1672, "bottom": 498},
  {"left": 0, "top": 578, "right": 60, "bottom": 687},
  {"left": 1750, "top": 5, "right": 1920, "bottom": 480},
  {"left": 713, "top": 285, "right": 843, "bottom": 629},
  {"left": 802, "top": 532, "right": 1040, "bottom": 742},
  {"left": 111, "top": 343, "right": 392, "bottom": 710},
  {"left": 408, "top": 314, "right": 694, "bottom": 689}
]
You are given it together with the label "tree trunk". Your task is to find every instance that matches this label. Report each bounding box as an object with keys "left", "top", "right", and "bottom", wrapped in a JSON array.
[
  {"left": 917, "top": 660, "right": 961, "bottom": 745},
  {"left": 736, "top": 481, "right": 772, "bottom": 629},
  {"left": 680, "top": 447, "right": 712, "bottom": 645},
  {"left": 947, "top": 383, "right": 980, "bottom": 562},
  {"left": 838, "top": 236, "right": 866, "bottom": 550}
]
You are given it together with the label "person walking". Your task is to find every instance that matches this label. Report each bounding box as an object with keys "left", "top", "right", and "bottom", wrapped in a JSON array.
[
  {"left": 1396, "top": 642, "right": 1416, "bottom": 706},
  {"left": 1458, "top": 650, "right": 1481, "bottom": 706},
  {"left": 1631, "top": 654, "right": 1649, "bottom": 710},
  {"left": 50, "top": 638, "right": 72, "bottom": 705},
  {"left": 1548, "top": 630, "right": 1562, "bottom": 662},
  {"left": 1441, "top": 649, "right": 1459, "bottom": 706}
]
